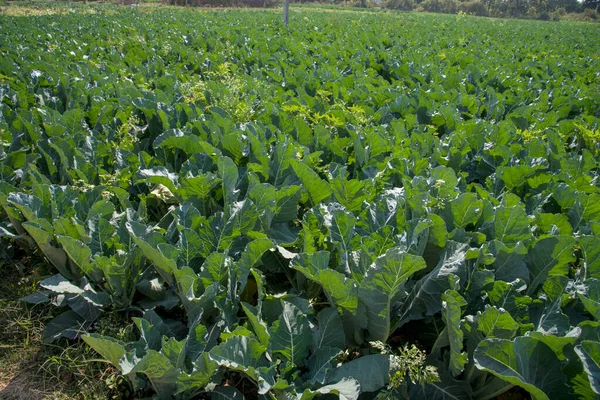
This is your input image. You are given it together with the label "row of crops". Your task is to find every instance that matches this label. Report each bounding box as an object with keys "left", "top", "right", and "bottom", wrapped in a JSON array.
[{"left": 1, "top": 6, "right": 600, "bottom": 399}]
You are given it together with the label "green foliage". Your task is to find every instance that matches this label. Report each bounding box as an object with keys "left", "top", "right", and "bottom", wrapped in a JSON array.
[{"left": 0, "top": 5, "right": 599, "bottom": 400}]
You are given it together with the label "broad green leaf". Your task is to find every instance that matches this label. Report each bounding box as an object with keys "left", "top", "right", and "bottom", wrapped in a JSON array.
[
  {"left": 180, "top": 174, "right": 221, "bottom": 201},
  {"left": 173, "top": 266, "right": 203, "bottom": 323},
  {"left": 133, "top": 316, "right": 163, "bottom": 352},
  {"left": 238, "top": 238, "right": 273, "bottom": 272},
  {"left": 219, "top": 327, "right": 256, "bottom": 342},
  {"left": 200, "top": 252, "right": 232, "bottom": 288},
  {"left": 177, "top": 353, "right": 218, "bottom": 395},
  {"left": 209, "top": 335, "right": 272, "bottom": 392},
  {"left": 492, "top": 206, "right": 531, "bottom": 246},
  {"left": 428, "top": 213, "right": 449, "bottom": 248},
  {"left": 359, "top": 248, "right": 427, "bottom": 341},
  {"left": 474, "top": 336, "right": 571, "bottom": 400},
  {"left": 137, "top": 167, "right": 179, "bottom": 195},
  {"left": 579, "top": 279, "right": 600, "bottom": 320},
  {"left": 526, "top": 236, "right": 576, "bottom": 296},
  {"left": 292, "top": 252, "right": 359, "bottom": 313},
  {"left": 269, "top": 302, "right": 311, "bottom": 365},
  {"left": 535, "top": 213, "right": 573, "bottom": 236},
  {"left": 268, "top": 137, "right": 296, "bottom": 187},
  {"left": 40, "top": 274, "right": 107, "bottom": 321},
  {"left": 7, "top": 192, "right": 46, "bottom": 222},
  {"left": 312, "top": 307, "right": 345, "bottom": 350},
  {"left": 209, "top": 336, "right": 266, "bottom": 369},
  {"left": 498, "top": 165, "right": 540, "bottom": 191},
  {"left": 269, "top": 222, "right": 300, "bottom": 245},
  {"left": 52, "top": 217, "right": 84, "bottom": 242},
  {"left": 326, "top": 354, "right": 389, "bottom": 392},
  {"left": 178, "top": 228, "right": 203, "bottom": 270},
  {"left": 82, "top": 333, "right": 127, "bottom": 367},
  {"left": 222, "top": 132, "right": 245, "bottom": 164},
  {"left": 87, "top": 200, "right": 115, "bottom": 222},
  {"left": 40, "top": 274, "right": 83, "bottom": 295},
  {"left": 127, "top": 221, "right": 176, "bottom": 285},
  {"left": 580, "top": 236, "right": 600, "bottom": 281},
  {"left": 291, "top": 251, "right": 330, "bottom": 278},
  {"left": 397, "top": 242, "right": 470, "bottom": 327},
  {"left": 326, "top": 204, "right": 356, "bottom": 273},
  {"left": 463, "top": 306, "right": 519, "bottom": 364},
  {"left": 568, "top": 194, "right": 600, "bottom": 231},
  {"left": 575, "top": 340, "right": 600, "bottom": 395},
  {"left": 134, "top": 350, "right": 180, "bottom": 400},
  {"left": 486, "top": 279, "right": 532, "bottom": 319},
  {"left": 69, "top": 282, "right": 109, "bottom": 318},
  {"left": 441, "top": 291, "right": 467, "bottom": 377},
  {"left": 88, "top": 216, "right": 115, "bottom": 256},
  {"left": 314, "top": 269, "right": 359, "bottom": 314},
  {"left": 477, "top": 307, "right": 519, "bottom": 340},
  {"left": 430, "top": 166, "right": 459, "bottom": 199},
  {"left": 218, "top": 156, "right": 239, "bottom": 205},
  {"left": 174, "top": 203, "right": 203, "bottom": 231},
  {"left": 446, "top": 192, "right": 483, "bottom": 230},
  {"left": 44, "top": 310, "right": 90, "bottom": 343},
  {"left": 242, "top": 302, "right": 270, "bottom": 347},
  {"left": 299, "top": 378, "right": 360, "bottom": 400},
  {"left": 161, "top": 337, "right": 186, "bottom": 370},
  {"left": 530, "top": 275, "right": 570, "bottom": 335},
  {"left": 527, "top": 331, "right": 577, "bottom": 361},
  {"left": 248, "top": 183, "right": 276, "bottom": 230},
  {"left": 273, "top": 185, "right": 301, "bottom": 223},
  {"left": 224, "top": 199, "right": 258, "bottom": 235},
  {"left": 489, "top": 240, "right": 528, "bottom": 282},
  {"left": 306, "top": 346, "right": 342, "bottom": 384},
  {"left": 332, "top": 178, "right": 368, "bottom": 213},
  {"left": 184, "top": 317, "right": 209, "bottom": 368},
  {"left": 290, "top": 159, "right": 332, "bottom": 205},
  {"left": 357, "top": 190, "right": 402, "bottom": 233},
  {"left": 56, "top": 235, "right": 100, "bottom": 281},
  {"left": 22, "top": 221, "right": 72, "bottom": 279},
  {"left": 154, "top": 129, "right": 211, "bottom": 155}
]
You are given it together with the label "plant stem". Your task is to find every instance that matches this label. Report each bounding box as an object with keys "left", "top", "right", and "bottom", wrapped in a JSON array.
[
  {"left": 464, "top": 361, "right": 475, "bottom": 384},
  {"left": 429, "top": 327, "right": 447, "bottom": 355},
  {"left": 474, "top": 383, "right": 514, "bottom": 400}
]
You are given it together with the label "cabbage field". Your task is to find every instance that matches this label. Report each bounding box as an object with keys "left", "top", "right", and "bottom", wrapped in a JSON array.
[{"left": 1, "top": 5, "right": 600, "bottom": 400}]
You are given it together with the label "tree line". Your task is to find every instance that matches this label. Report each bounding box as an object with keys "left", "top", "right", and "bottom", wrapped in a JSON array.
[{"left": 159, "top": 0, "right": 596, "bottom": 21}]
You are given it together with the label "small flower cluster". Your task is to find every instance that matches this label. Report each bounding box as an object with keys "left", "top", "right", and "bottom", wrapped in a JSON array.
[{"left": 370, "top": 341, "right": 440, "bottom": 390}]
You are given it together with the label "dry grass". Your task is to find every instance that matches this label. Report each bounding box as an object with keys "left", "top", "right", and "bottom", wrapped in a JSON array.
[
  {"left": 0, "top": 245, "right": 116, "bottom": 400},
  {"left": 0, "top": 349, "right": 49, "bottom": 400},
  {"left": 0, "top": 271, "right": 51, "bottom": 399}
]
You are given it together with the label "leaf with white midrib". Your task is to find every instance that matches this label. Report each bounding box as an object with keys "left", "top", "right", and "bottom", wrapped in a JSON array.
[
  {"left": 269, "top": 301, "right": 311, "bottom": 365},
  {"left": 306, "top": 346, "right": 342, "bottom": 384},
  {"left": 313, "top": 307, "right": 345, "bottom": 350},
  {"left": 359, "top": 247, "right": 427, "bottom": 341}
]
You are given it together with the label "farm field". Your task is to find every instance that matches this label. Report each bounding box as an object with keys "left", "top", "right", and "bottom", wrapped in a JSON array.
[{"left": 1, "top": 4, "right": 600, "bottom": 399}]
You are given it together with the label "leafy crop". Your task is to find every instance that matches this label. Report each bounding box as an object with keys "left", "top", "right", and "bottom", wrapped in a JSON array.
[{"left": 0, "top": 6, "right": 599, "bottom": 400}]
